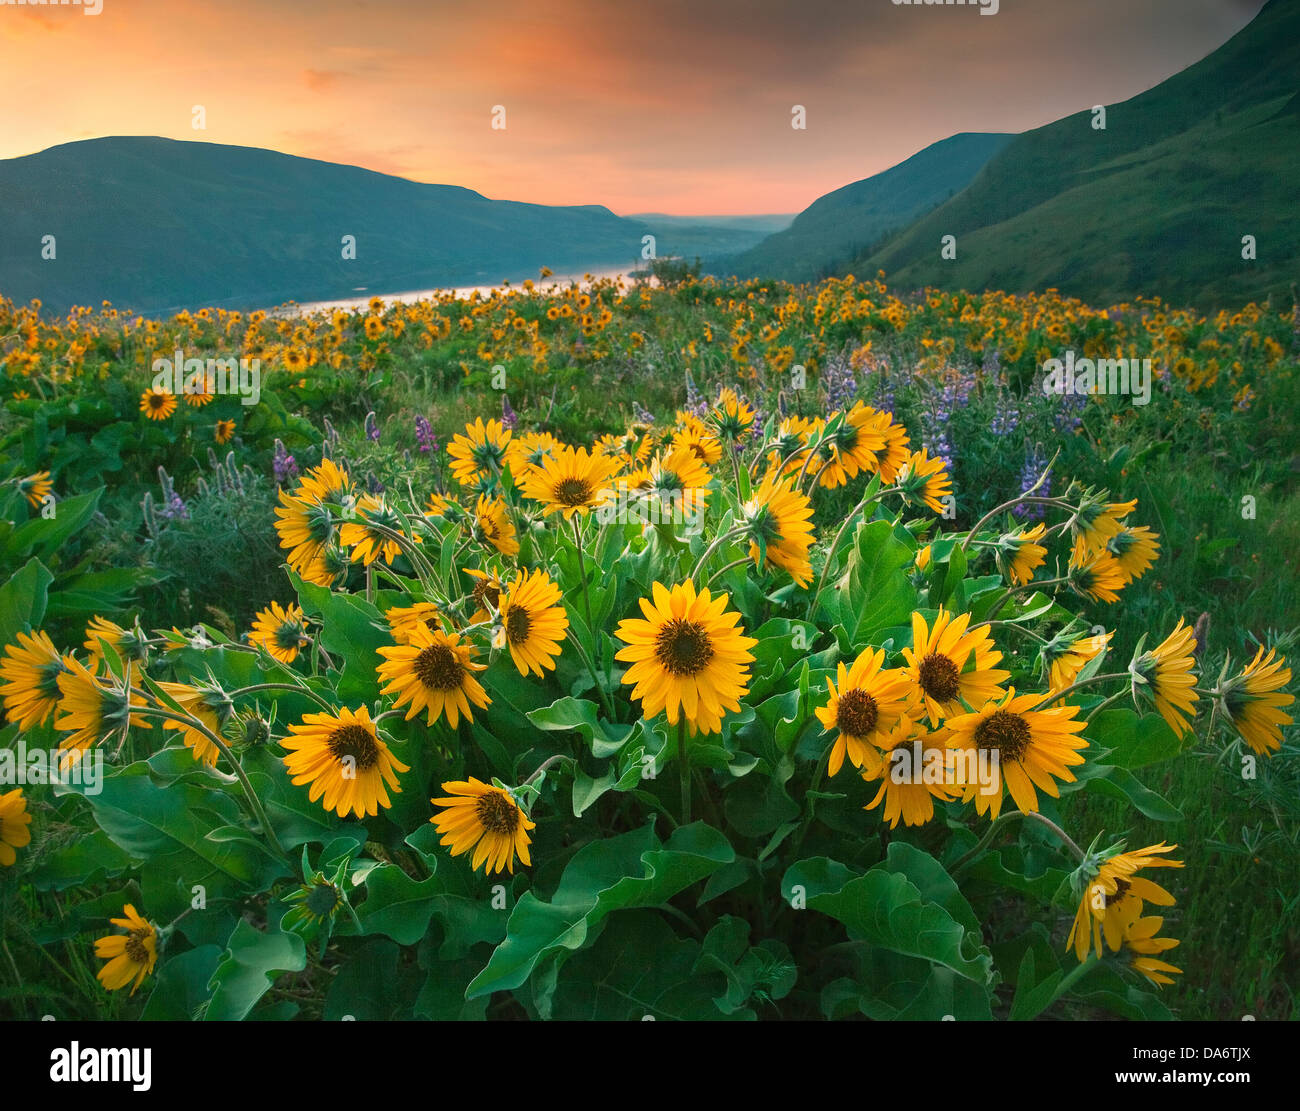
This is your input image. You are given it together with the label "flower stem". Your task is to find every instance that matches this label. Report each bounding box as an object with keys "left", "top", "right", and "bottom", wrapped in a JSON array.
[{"left": 130, "top": 705, "right": 287, "bottom": 860}]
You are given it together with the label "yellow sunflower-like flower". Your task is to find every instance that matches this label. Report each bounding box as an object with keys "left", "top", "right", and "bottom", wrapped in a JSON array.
[
  {"left": 1070, "top": 497, "right": 1137, "bottom": 563},
  {"left": 463, "top": 568, "right": 503, "bottom": 623},
  {"left": 139, "top": 386, "right": 177, "bottom": 420},
  {"left": 376, "top": 625, "right": 490, "bottom": 728},
  {"left": 672, "top": 415, "right": 723, "bottom": 466},
  {"left": 1219, "top": 646, "right": 1294, "bottom": 756},
  {"left": 865, "top": 728, "right": 961, "bottom": 829},
  {"left": 297, "top": 458, "right": 355, "bottom": 504},
  {"left": 1133, "top": 619, "right": 1199, "bottom": 738},
  {"left": 709, "top": 389, "right": 756, "bottom": 441},
  {"left": 766, "top": 416, "right": 824, "bottom": 477},
  {"left": 1106, "top": 524, "right": 1160, "bottom": 583},
  {"left": 1066, "top": 841, "right": 1183, "bottom": 962},
  {"left": 94, "top": 904, "right": 158, "bottom": 995},
  {"left": 814, "top": 647, "right": 915, "bottom": 776},
  {"left": 0, "top": 630, "right": 69, "bottom": 729},
  {"left": 472, "top": 494, "right": 519, "bottom": 556},
  {"left": 1043, "top": 627, "right": 1113, "bottom": 692},
  {"left": 17, "top": 471, "right": 52, "bottom": 509},
  {"left": 299, "top": 541, "right": 353, "bottom": 590},
  {"left": 643, "top": 444, "right": 712, "bottom": 521},
  {"left": 895, "top": 447, "right": 952, "bottom": 514},
  {"left": 273, "top": 489, "right": 336, "bottom": 577},
  {"left": 248, "top": 601, "right": 311, "bottom": 664},
  {"left": 0, "top": 788, "right": 33, "bottom": 867},
  {"left": 154, "top": 681, "right": 231, "bottom": 766},
  {"left": 282, "top": 705, "right": 408, "bottom": 818},
  {"left": 871, "top": 411, "right": 912, "bottom": 484},
  {"left": 447, "top": 418, "right": 512, "bottom": 487},
  {"left": 214, "top": 418, "right": 236, "bottom": 444},
  {"left": 1004, "top": 523, "right": 1048, "bottom": 587},
  {"left": 339, "top": 494, "right": 414, "bottom": 567},
  {"left": 901, "top": 608, "right": 1010, "bottom": 726},
  {"left": 519, "top": 445, "right": 617, "bottom": 519},
  {"left": 499, "top": 569, "right": 568, "bottom": 677},
  {"left": 504, "top": 430, "right": 560, "bottom": 477},
  {"left": 430, "top": 777, "right": 535, "bottom": 875},
  {"left": 741, "top": 469, "right": 815, "bottom": 586},
  {"left": 614, "top": 580, "right": 757, "bottom": 737},
  {"left": 944, "top": 688, "right": 1088, "bottom": 820},
  {"left": 385, "top": 602, "right": 443, "bottom": 645},
  {"left": 84, "top": 615, "right": 149, "bottom": 664},
  {"left": 817, "top": 402, "right": 888, "bottom": 489},
  {"left": 54, "top": 657, "right": 150, "bottom": 769},
  {"left": 1124, "top": 915, "right": 1183, "bottom": 987},
  {"left": 1067, "top": 550, "right": 1127, "bottom": 604}
]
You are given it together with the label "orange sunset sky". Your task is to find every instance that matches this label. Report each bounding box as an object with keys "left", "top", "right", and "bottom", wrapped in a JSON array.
[{"left": 0, "top": 0, "right": 1267, "bottom": 215}]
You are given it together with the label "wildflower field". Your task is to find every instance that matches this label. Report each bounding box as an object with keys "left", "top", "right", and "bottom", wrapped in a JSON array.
[{"left": 1, "top": 272, "right": 1296, "bottom": 1021}]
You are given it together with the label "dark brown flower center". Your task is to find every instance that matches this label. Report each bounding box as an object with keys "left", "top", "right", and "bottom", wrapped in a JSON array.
[
  {"left": 476, "top": 790, "right": 520, "bottom": 835},
  {"left": 327, "top": 723, "right": 380, "bottom": 769},
  {"left": 469, "top": 577, "right": 500, "bottom": 610},
  {"left": 835, "top": 689, "right": 879, "bottom": 737},
  {"left": 505, "top": 606, "right": 532, "bottom": 645},
  {"left": 972, "top": 710, "right": 1032, "bottom": 763},
  {"left": 654, "top": 620, "right": 715, "bottom": 677},
  {"left": 415, "top": 643, "right": 465, "bottom": 691},
  {"left": 124, "top": 929, "right": 151, "bottom": 964},
  {"left": 555, "top": 477, "right": 594, "bottom": 507},
  {"left": 918, "top": 653, "right": 961, "bottom": 702},
  {"left": 1103, "top": 878, "right": 1132, "bottom": 909}
]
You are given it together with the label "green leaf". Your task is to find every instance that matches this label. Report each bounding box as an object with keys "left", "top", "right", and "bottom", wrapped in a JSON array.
[
  {"left": 1086, "top": 709, "right": 1182, "bottom": 769},
  {"left": 782, "top": 854, "right": 995, "bottom": 984},
  {"left": 204, "top": 921, "right": 306, "bottom": 1021},
  {"left": 1086, "top": 765, "right": 1184, "bottom": 822},
  {"left": 0, "top": 556, "right": 53, "bottom": 649},
  {"left": 141, "top": 945, "right": 224, "bottom": 1021},
  {"left": 466, "top": 821, "right": 734, "bottom": 999},
  {"left": 832, "top": 518, "right": 917, "bottom": 641}
]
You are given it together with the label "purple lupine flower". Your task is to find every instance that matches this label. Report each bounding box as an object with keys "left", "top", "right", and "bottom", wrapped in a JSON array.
[
  {"left": 633, "top": 401, "right": 655, "bottom": 425},
  {"left": 1052, "top": 390, "right": 1087, "bottom": 434},
  {"left": 684, "top": 371, "right": 708, "bottom": 419},
  {"left": 272, "top": 438, "right": 298, "bottom": 486},
  {"left": 415, "top": 414, "right": 435, "bottom": 454},
  {"left": 991, "top": 396, "right": 1020, "bottom": 436},
  {"left": 160, "top": 491, "right": 189, "bottom": 522},
  {"left": 364, "top": 411, "right": 381, "bottom": 442},
  {"left": 823, "top": 353, "right": 857, "bottom": 413},
  {"left": 1012, "top": 446, "right": 1050, "bottom": 521},
  {"left": 501, "top": 394, "right": 518, "bottom": 431}
]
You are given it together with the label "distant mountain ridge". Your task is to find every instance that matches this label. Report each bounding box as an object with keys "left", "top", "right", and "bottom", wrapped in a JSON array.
[
  {"left": 722, "top": 0, "right": 1296, "bottom": 309},
  {"left": 0, "top": 137, "right": 656, "bottom": 314},
  {"left": 843, "top": 0, "right": 1298, "bottom": 308},
  {"left": 719, "top": 132, "right": 1013, "bottom": 282}
]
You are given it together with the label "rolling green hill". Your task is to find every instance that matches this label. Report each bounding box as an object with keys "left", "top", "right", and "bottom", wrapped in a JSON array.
[
  {"left": 719, "top": 132, "right": 1012, "bottom": 282},
  {"left": 848, "top": 0, "right": 1299, "bottom": 309},
  {"left": 0, "top": 137, "right": 657, "bottom": 315}
]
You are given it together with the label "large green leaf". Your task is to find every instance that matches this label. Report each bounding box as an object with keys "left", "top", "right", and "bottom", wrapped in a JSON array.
[
  {"left": 466, "top": 821, "right": 734, "bottom": 999},
  {"left": 204, "top": 921, "right": 307, "bottom": 1021},
  {"left": 827, "top": 518, "right": 917, "bottom": 642},
  {"left": 782, "top": 853, "right": 995, "bottom": 984},
  {"left": 0, "top": 556, "right": 53, "bottom": 649}
]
